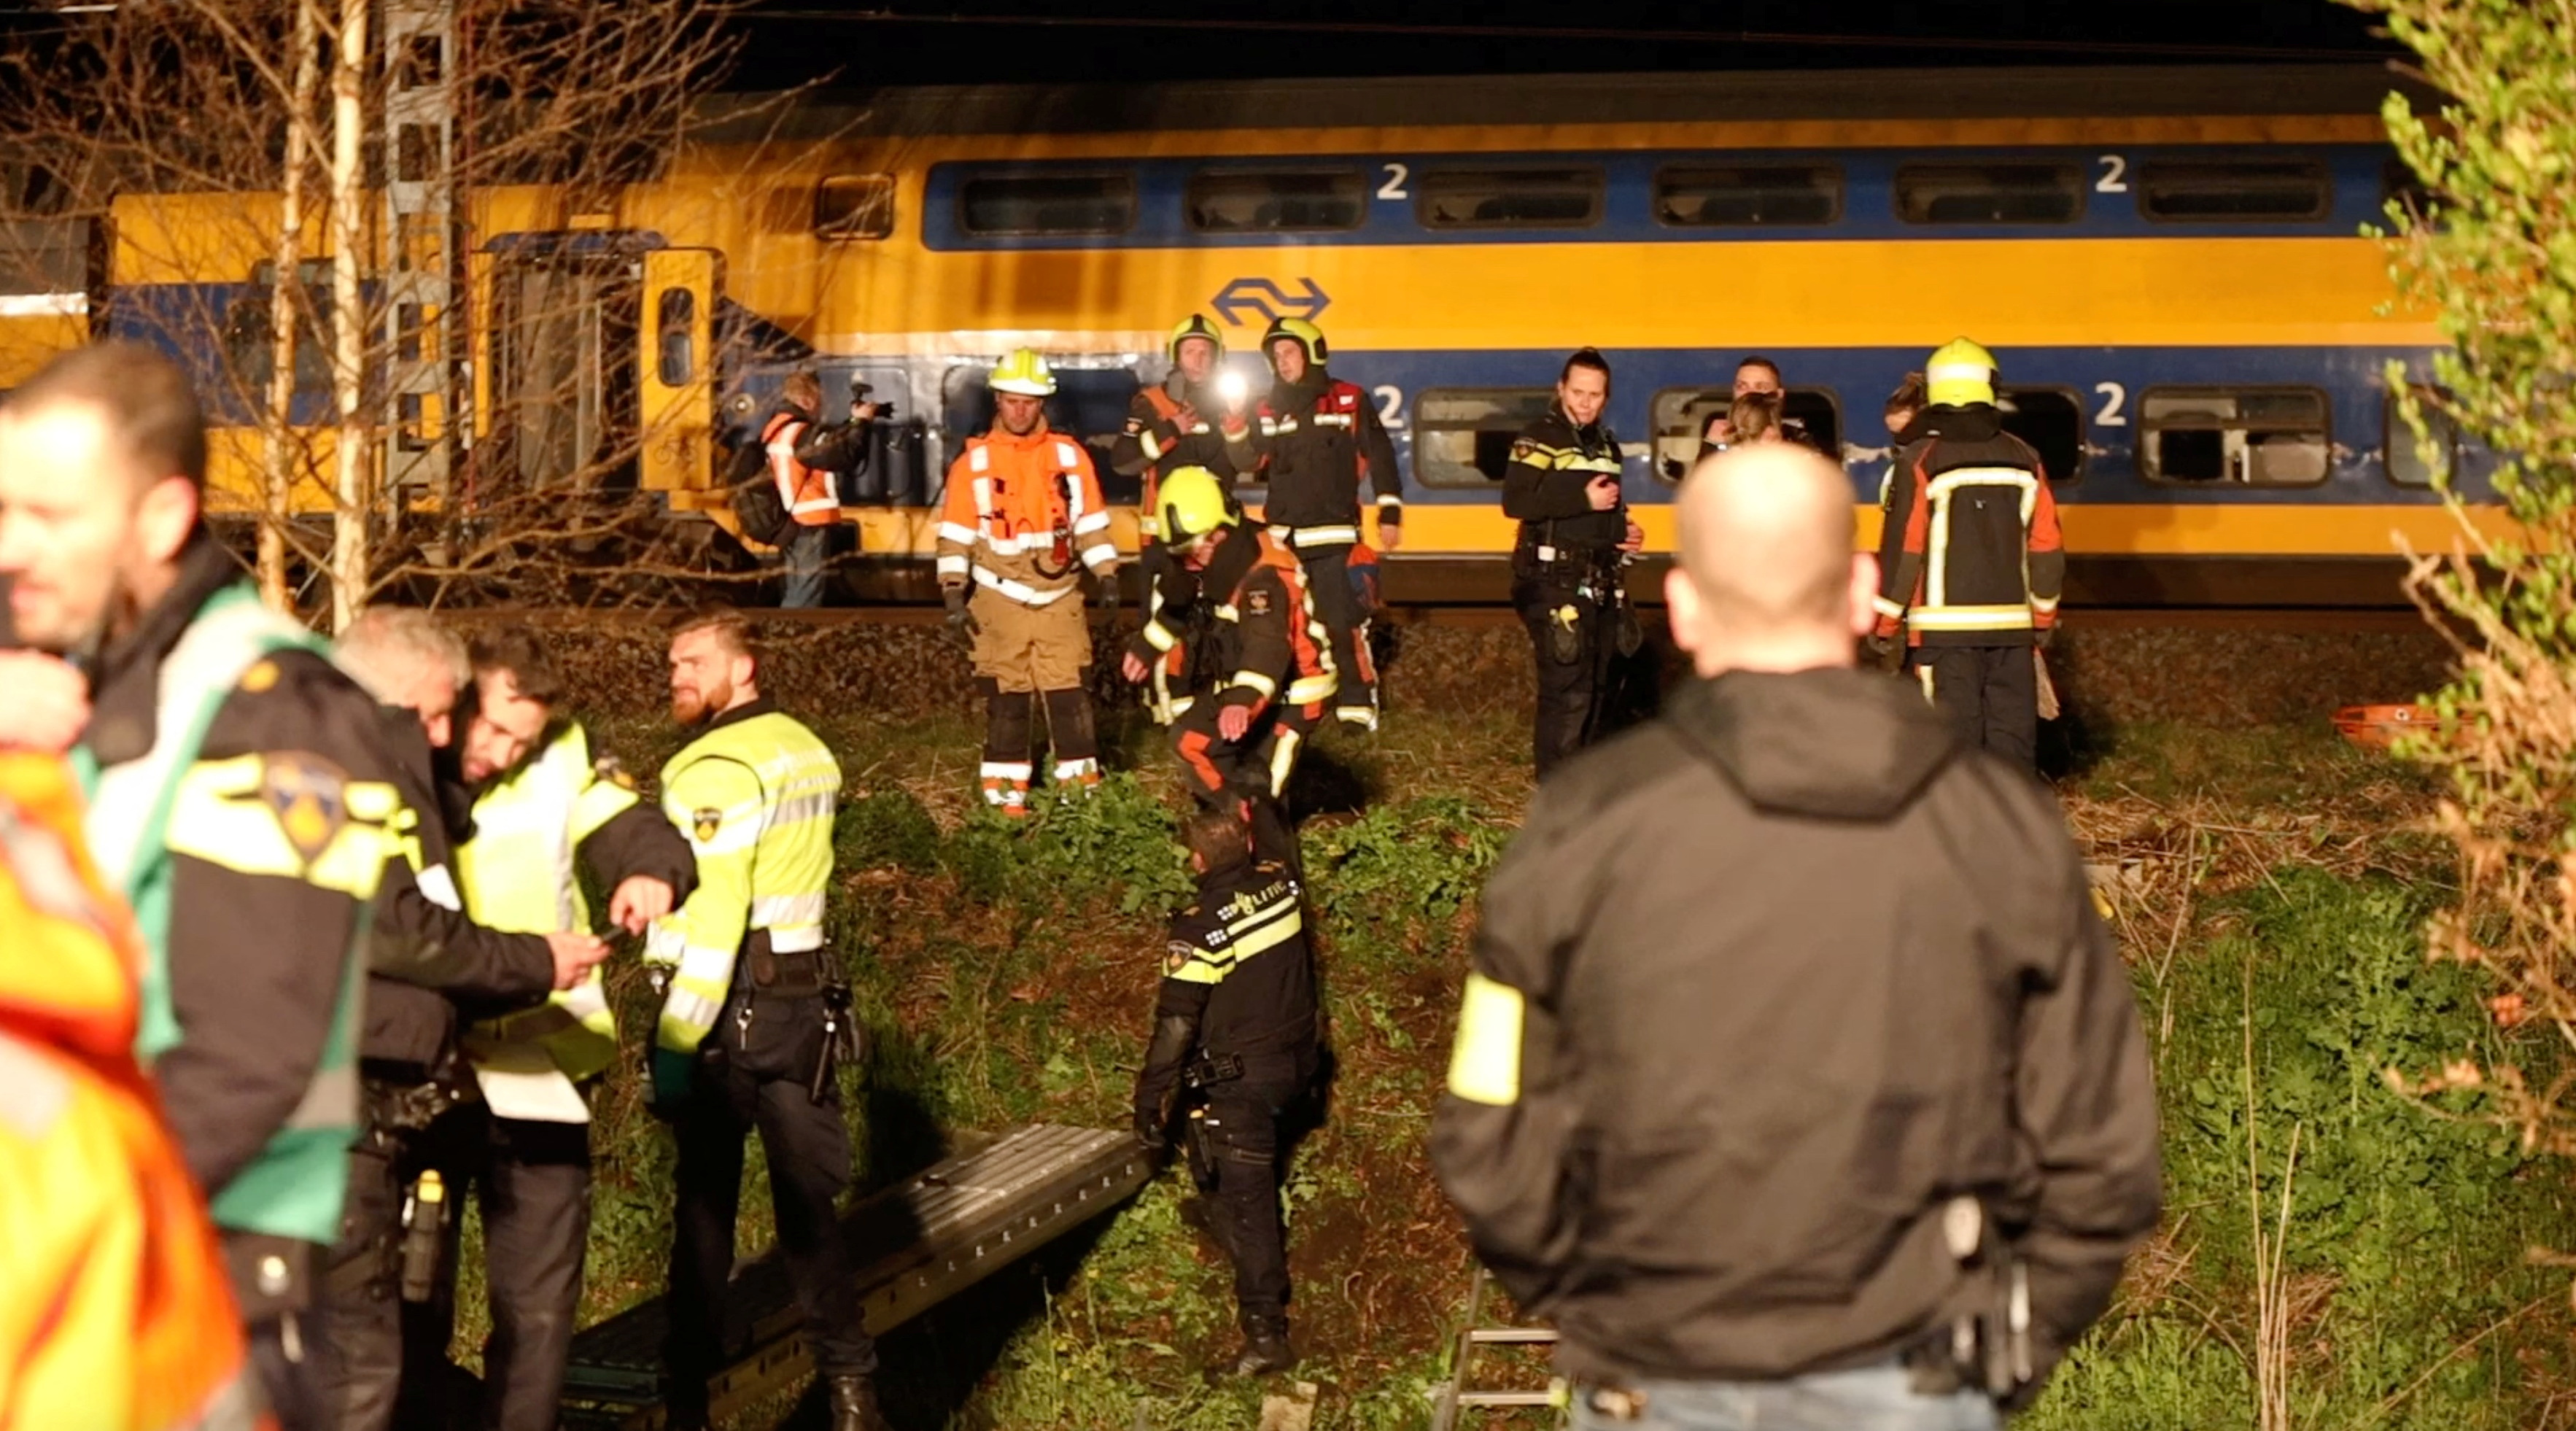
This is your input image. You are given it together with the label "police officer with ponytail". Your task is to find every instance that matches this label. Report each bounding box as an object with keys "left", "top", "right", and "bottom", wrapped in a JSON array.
[{"left": 1504, "top": 348, "right": 1644, "bottom": 777}]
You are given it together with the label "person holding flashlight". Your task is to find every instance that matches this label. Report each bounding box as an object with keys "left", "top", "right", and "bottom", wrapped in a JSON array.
[{"left": 1110, "top": 314, "right": 1243, "bottom": 725}]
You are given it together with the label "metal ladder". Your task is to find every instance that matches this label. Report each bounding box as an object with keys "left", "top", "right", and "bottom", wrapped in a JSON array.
[{"left": 1430, "top": 1265, "right": 1567, "bottom": 1431}]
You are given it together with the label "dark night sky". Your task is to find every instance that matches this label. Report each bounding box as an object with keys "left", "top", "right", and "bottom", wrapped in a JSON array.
[{"left": 728, "top": 1, "right": 2402, "bottom": 91}]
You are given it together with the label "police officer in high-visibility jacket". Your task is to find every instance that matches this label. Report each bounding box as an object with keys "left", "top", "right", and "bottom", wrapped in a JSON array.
[
  {"left": 1109, "top": 315, "right": 1242, "bottom": 724},
  {"left": 1119, "top": 467, "right": 1335, "bottom": 863},
  {"left": 936, "top": 349, "right": 1120, "bottom": 815},
  {"left": 0, "top": 750, "right": 273, "bottom": 1431},
  {"left": 1869, "top": 338, "right": 2065, "bottom": 771},
  {"left": 0, "top": 343, "right": 406, "bottom": 1430},
  {"left": 644, "top": 607, "right": 882, "bottom": 1431},
  {"left": 403, "top": 627, "right": 696, "bottom": 1431}
]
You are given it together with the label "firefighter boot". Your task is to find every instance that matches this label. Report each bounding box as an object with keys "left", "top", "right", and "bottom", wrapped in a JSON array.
[
  {"left": 826, "top": 1373, "right": 893, "bottom": 1431},
  {"left": 1231, "top": 1314, "right": 1296, "bottom": 1377},
  {"left": 979, "top": 681, "right": 1036, "bottom": 818},
  {"left": 1042, "top": 686, "right": 1101, "bottom": 796}
]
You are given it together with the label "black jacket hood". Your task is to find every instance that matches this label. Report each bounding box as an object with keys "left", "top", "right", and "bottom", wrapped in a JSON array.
[{"left": 1667, "top": 667, "right": 1960, "bottom": 822}]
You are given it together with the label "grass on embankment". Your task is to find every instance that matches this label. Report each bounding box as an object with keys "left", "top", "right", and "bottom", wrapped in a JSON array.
[{"left": 439, "top": 704, "right": 2576, "bottom": 1429}]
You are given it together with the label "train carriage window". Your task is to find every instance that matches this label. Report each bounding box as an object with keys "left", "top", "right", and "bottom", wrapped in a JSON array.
[
  {"left": 2140, "top": 387, "right": 2331, "bottom": 486},
  {"left": 1187, "top": 168, "right": 1367, "bottom": 233},
  {"left": 1654, "top": 164, "right": 1842, "bottom": 227},
  {"left": 1649, "top": 387, "right": 1844, "bottom": 481},
  {"left": 1413, "top": 388, "right": 1556, "bottom": 488},
  {"left": 2139, "top": 158, "right": 2329, "bottom": 221},
  {"left": 654, "top": 288, "right": 695, "bottom": 387},
  {"left": 1417, "top": 167, "right": 1604, "bottom": 230},
  {"left": 1996, "top": 387, "right": 2087, "bottom": 482},
  {"left": 813, "top": 174, "right": 896, "bottom": 241},
  {"left": 2384, "top": 385, "right": 2459, "bottom": 487},
  {"left": 1894, "top": 163, "right": 2083, "bottom": 225},
  {"left": 958, "top": 173, "right": 1136, "bottom": 237}
]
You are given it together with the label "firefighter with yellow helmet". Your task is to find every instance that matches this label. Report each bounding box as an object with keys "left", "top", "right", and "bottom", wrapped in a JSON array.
[
  {"left": 1120, "top": 466, "right": 1335, "bottom": 863},
  {"left": 1869, "top": 338, "right": 2065, "bottom": 769},
  {"left": 936, "top": 348, "right": 1120, "bottom": 816},
  {"left": 1110, "top": 314, "right": 1245, "bottom": 724},
  {"left": 401, "top": 627, "right": 697, "bottom": 1431},
  {"left": 1223, "top": 317, "right": 1402, "bottom": 732}
]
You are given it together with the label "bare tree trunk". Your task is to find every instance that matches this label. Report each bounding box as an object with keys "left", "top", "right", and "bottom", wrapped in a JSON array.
[
  {"left": 327, "top": 0, "right": 368, "bottom": 632},
  {"left": 260, "top": 0, "right": 320, "bottom": 610}
]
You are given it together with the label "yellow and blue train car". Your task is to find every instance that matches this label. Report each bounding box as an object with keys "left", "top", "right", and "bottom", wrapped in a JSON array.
[{"left": 104, "top": 63, "right": 2502, "bottom": 604}]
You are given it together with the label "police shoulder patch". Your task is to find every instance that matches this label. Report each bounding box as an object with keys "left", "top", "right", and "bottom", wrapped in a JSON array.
[
  {"left": 692, "top": 807, "right": 723, "bottom": 842},
  {"left": 1508, "top": 438, "right": 1539, "bottom": 463},
  {"left": 594, "top": 755, "right": 637, "bottom": 792},
  {"left": 1165, "top": 941, "right": 1195, "bottom": 975},
  {"left": 261, "top": 751, "right": 352, "bottom": 864}
]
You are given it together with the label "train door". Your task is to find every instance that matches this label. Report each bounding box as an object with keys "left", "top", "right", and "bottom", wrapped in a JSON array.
[
  {"left": 639, "top": 247, "right": 721, "bottom": 495},
  {"left": 482, "top": 240, "right": 641, "bottom": 492}
]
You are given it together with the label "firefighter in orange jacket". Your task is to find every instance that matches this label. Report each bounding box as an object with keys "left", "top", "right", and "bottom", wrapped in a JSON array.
[
  {"left": 1867, "top": 338, "right": 2064, "bottom": 769},
  {"left": 1120, "top": 467, "right": 1335, "bottom": 861},
  {"left": 0, "top": 751, "right": 271, "bottom": 1431},
  {"left": 937, "top": 349, "right": 1120, "bottom": 815},
  {"left": 1109, "top": 315, "right": 1242, "bottom": 724}
]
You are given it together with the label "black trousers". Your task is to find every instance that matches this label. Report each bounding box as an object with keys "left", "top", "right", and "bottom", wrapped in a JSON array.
[
  {"left": 248, "top": 1315, "right": 323, "bottom": 1431},
  {"left": 1912, "top": 643, "right": 2038, "bottom": 770},
  {"left": 1513, "top": 572, "right": 1624, "bottom": 779},
  {"left": 666, "top": 990, "right": 876, "bottom": 1403},
  {"left": 400, "top": 1107, "right": 591, "bottom": 1431},
  {"left": 1288, "top": 540, "right": 1376, "bottom": 724},
  {"left": 1198, "top": 1050, "right": 1315, "bottom": 1330},
  {"left": 309, "top": 1130, "right": 409, "bottom": 1431}
]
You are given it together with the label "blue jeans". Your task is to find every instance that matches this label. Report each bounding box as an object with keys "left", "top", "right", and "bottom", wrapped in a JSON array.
[
  {"left": 1571, "top": 1364, "right": 2000, "bottom": 1431},
  {"left": 780, "top": 523, "right": 829, "bottom": 608}
]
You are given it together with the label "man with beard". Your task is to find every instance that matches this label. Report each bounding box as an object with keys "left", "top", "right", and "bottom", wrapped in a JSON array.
[
  {"left": 400, "top": 627, "right": 694, "bottom": 1431},
  {"left": 645, "top": 606, "right": 881, "bottom": 1431},
  {"left": 1110, "top": 314, "right": 1241, "bottom": 725},
  {"left": 1223, "top": 317, "right": 1402, "bottom": 732}
]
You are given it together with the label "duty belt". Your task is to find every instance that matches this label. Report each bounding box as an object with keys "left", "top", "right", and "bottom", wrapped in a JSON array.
[{"left": 738, "top": 928, "right": 831, "bottom": 998}]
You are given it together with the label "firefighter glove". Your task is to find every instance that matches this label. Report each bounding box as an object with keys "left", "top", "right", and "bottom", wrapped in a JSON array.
[
  {"left": 1098, "top": 576, "right": 1121, "bottom": 618},
  {"left": 1133, "top": 1104, "right": 1170, "bottom": 1152},
  {"left": 1863, "top": 632, "right": 1904, "bottom": 672},
  {"left": 2034, "top": 624, "right": 2055, "bottom": 651},
  {"left": 942, "top": 586, "right": 979, "bottom": 646}
]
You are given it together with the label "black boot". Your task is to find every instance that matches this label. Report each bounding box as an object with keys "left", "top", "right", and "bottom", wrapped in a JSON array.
[
  {"left": 827, "top": 1373, "right": 892, "bottom": 1431},
  {"left": 1230, "top": 1316, "right": 1295, "bottom": 1376}
]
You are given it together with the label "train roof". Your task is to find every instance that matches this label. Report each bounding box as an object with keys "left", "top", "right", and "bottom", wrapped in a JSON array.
[{"left": 696, "top": 64, "right": 2438, "bottom": 142}]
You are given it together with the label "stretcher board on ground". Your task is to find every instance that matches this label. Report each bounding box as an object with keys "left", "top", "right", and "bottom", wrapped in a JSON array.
[{"left": 556, "top": 1123, "right": 1151, "bottom": 1429}]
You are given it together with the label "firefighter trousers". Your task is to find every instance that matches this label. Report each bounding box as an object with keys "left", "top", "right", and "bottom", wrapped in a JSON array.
[
  {"left": 665, "top": 990, "right": 877, "bottom": 1413},
  {"left": 1513, "top": 573, "right": 1626, "bottom": 780},
  {"left": 1911, "top": 643, "right": 2039, "bottom": 771},
  {"left": 1198, "top": 1050, "right": 1316, "bottom": 1330},
  {"left": 1286, "top": 540, "right": 1377, "bottom": 728},
  {"left": 398, "top": 1107, "right": 591, "bottom": 1431}
]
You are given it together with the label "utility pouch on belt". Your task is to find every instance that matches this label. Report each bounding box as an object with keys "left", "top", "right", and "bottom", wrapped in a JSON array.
[
  {"left": 400, "top": 1170, "right": 449, "bottom": 1304},
  {"left": 809, "top": 981, "right": 864, "bottom": 1102},
  {"left": 1182, "top": 1104, "right": 1219, "bottom": 1192},
  {"left": 1182, "top": 1052, "right": 1244, "bottom": 1088},
  {"left": 742, "top": 929, "right": 828, "bottom": 998}
]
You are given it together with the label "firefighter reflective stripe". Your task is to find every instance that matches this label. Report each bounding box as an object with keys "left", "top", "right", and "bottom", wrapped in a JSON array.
[
  {"left": 1140, "top": 619, "right": 1180, "bottom": 652},
  {"left": 937, "top": 555, "right": 969, "bottom": 578},
  {"left": 1871, "top": 594, "right": 1910, "bottom": 622},
  {"left": 1287, "top": 525, "right": 1358, "bottom": 548},
  {"left": 979, "top": 760, "right": 1035, "bottom": 780},
  {"left": 1269, "top": 727, "right": 1303, "bottom": 796},
  {"left": 937, "top": 521, "right": 978, "bottom": 546},
  {"left": 1909, "top": 604, "right": 2036, "bottom": 631},
  {"left": 1230, "top": 671, "right": 1279, "bottom": 700},
  {"left": 1286, "top": 673, "right": 1338, "bottom": 706},
  {"left": 1446, "top": 972, "right": 1526, "bottom": 1106},
  {"left": 2031, "top": 592, "right": 2061, "bottom": 616},
  {"left": 649, "top": 710, "right": 842, "bottom": 1053},
  {"left": 1917, "top": 664, "right": 1938, "bottom": 705},
  {"left": 458, "top": 723, "right": 631, "bottom": 1082},
  {"left": 1923, "top": 468, "right": 2038, "bottom": 612},
  {"left": 970, "top": 568, "right": 1079, "bottom": 605}
]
